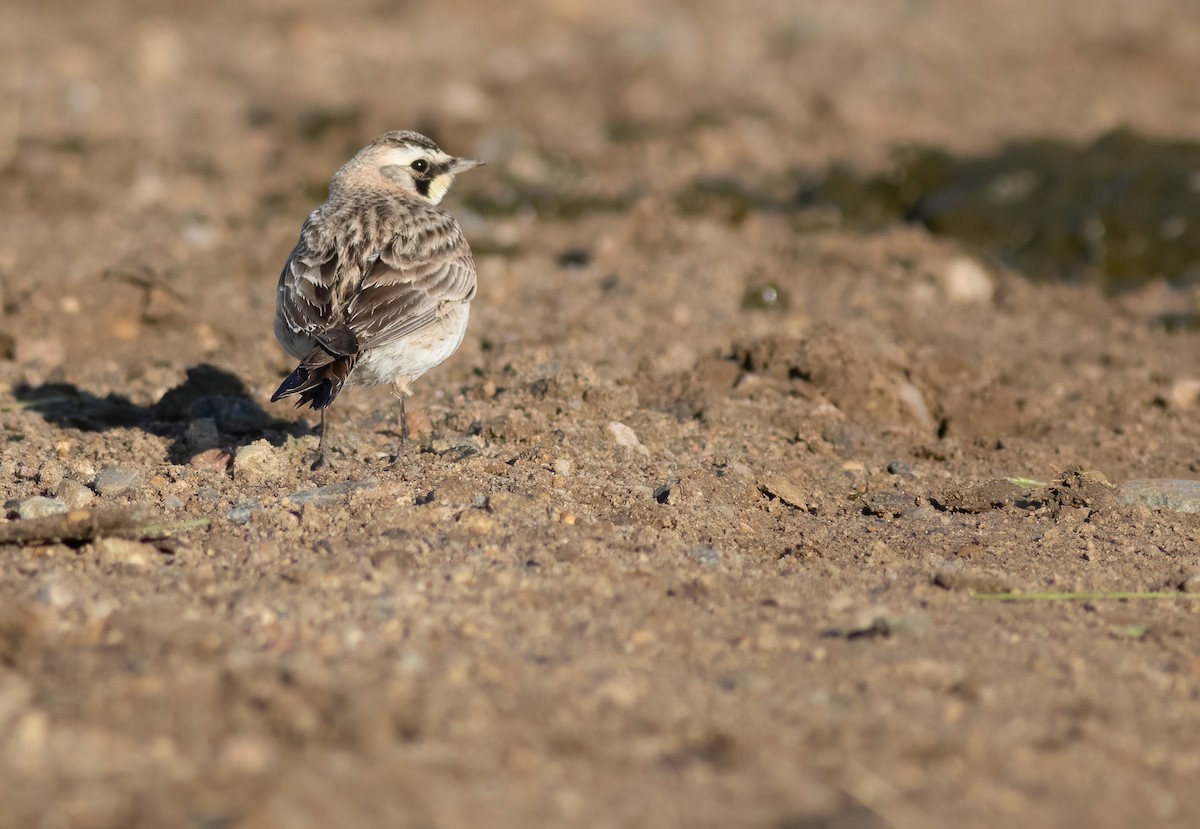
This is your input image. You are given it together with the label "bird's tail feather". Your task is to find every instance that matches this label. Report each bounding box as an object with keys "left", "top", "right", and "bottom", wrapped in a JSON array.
[{"left": 271, "top": 348, "right": 356, "bottom": 411}]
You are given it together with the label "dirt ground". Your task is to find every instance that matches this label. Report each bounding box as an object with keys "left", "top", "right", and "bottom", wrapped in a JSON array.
[{"left": 3, "top": 1, "right": 1200, "bottom": 826}]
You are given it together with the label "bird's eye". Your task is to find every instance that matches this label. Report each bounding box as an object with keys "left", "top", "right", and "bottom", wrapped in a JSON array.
[{"left": 410, "top": 159, "right": 429, "bottom": 173}]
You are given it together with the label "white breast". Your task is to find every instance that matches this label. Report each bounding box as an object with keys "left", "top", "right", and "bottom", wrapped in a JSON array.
[{"left": 352, "top": 303, "right": 471, "bottom": 388}]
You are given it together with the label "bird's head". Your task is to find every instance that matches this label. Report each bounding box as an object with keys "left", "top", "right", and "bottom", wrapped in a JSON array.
[{"left": 336, "top": 130, "right": 484, "bottom": 205}]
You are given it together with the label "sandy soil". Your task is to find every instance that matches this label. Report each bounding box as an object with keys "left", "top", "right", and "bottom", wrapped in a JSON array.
[{"left": 3, "top": 1, "right": 1200, "bottom": 826}]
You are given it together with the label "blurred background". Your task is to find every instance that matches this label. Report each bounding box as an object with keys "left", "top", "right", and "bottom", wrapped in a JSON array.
[{"left": 5, "top": 0, "right": 1200, "bottom": 399}]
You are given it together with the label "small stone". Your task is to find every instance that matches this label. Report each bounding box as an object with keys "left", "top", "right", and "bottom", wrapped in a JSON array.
[
  {"left": 36, "top": 461, "right": 65, "bottom": 491},
  {"left": 1162, "top": 378, "right": 1200, "bottom": 410},
  {"left": 56, "top": 479, "right": 96, "bottom": 510},
  {"left": 226, "top": 503, "right": 262, "bottom": 524},
  {"left": 1120, "top": 479, "right": 1200, "bottom": 514},
  {"left": 886, "top": 460, "right": 913, "bottom": 476},
  {"left": 757, "top": 474, "right": 807, "bottom": 510},
  {"left": 191, "top": 448, "right": 232, "bottom": 471},
  {"left": 185, "top": 417, "right": 220, "bottom": 451},
  {"left": 233, "top": 441, "right": 286, "bottom": 484},
  {"left": 283, "top": 480, "right": 377, "bottom": 506},
  {"left": 940, "top": 256, "right": 994, "bottom": 303},
  {"left": 606, "top": 421, "right": 649, "bottom": 456},
  {"left": 896, "top": 380, "right": 935, "bottom": 428},
  {"left": 552, "top": 458, "right": 573, "bottom": 476},
  {"left": 93, "top": 466, "right": 142, "bottom": 496},
  {"left": 17, "top": 497, "right": 66, "bottom": 520},
  {"left": 93, "top": 538, "right": 158, "bottom": 570}
]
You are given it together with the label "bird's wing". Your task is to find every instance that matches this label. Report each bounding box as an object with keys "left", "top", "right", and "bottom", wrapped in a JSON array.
[
  {"left": 343, "top": 217, "right": 477, "bottom": 352},
  {"left": 276, "top": 239, "right": 350, "bottom": 351}
]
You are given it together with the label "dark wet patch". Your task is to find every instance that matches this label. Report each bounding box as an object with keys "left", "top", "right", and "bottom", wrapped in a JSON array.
[{"left": 800, "top": 129, "right": 1200, "bottom": 289}]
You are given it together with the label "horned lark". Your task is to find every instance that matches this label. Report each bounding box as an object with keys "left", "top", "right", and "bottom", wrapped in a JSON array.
[{"left": 271, "top": 130, "right": 484, "bottom": 466}]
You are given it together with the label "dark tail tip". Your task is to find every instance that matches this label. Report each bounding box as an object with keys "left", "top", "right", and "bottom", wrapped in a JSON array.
[{"left": 271, "top": 364, "right": 340, "bottom": 410}]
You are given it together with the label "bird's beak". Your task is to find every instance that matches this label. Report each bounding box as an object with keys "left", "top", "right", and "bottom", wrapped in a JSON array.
[{"left": 449, "top": 157, "right": 485, "bottom": 174}]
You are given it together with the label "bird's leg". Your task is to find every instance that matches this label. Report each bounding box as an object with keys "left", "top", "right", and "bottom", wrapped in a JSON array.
[
  {"left": 388, "top": 377, "right": 417, "bottom": 463},
  {"left": 311, "top": 408, "right": 329, "bottom": 470},
  {"left": 392, "top": 377, "right": 415, "bottom": 445}
]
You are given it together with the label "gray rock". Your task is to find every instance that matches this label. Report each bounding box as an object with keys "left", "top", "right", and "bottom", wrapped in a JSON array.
[
  {"left": 284, "top": 480, "right": 378, "bottom": 506},
  {"left": 1119, "top": 479, "right": 1200, "bottom": 514},
  {"left": 93, "top": 466, "right": 142, "bottom": 496},
  {"left": 226, "top": 503, "right": 262, "bottom": 524},
  {"left": 17, "top": 497, "right": 67, "bottom": 520},
  {"left": 184, "top": 417, "right": 220, "bottom": 451}
]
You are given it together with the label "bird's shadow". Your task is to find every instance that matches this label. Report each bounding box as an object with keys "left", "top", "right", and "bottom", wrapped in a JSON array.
[{"left": 14, "top": 364, "right": 309, "bottom": 463}]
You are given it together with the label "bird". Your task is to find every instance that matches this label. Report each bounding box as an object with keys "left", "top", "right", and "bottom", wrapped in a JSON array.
[{"left": 270, "top": 130, "right": 484, "bottom": 467}]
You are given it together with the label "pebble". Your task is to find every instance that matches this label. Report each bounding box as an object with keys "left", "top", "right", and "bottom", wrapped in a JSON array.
[
  {"left": 886, "top": 460, "right": 913, "bottom": 476},
  {"left": 56, "top": 479, "right": 96, "bottom": 509},
  {"left": 1162, "top": 378, "right": 1200, "bottom": 410},
  {"left": 93, "top": 538, "right": 158, "bottom": 570},
  {"left": 185, "top": 417, "right": 221, "bottom": 451},
  {"left": 606, "top": 421, "right": 649, "bottom": 456},
  {"left": 940, "top": 256, "right": 995, "bottom": 303},
  {"left": 283, "top": 480, "right": 378, "bottom": 506},
  {"left": 191, "top": 448, "right": 232, "bottom": 471},
  {"left": 17, "top": 497, "right": 67, "bottom": 520},
  {"left": 36, "top": 460, "right": 65, "bottom": 491},
  {"left": 757, "top": 474, "right": 807, "bottom": 510},
  {"left": 93, "top": 466, "right": 142, "bottom": 496},
  {"left": 896, "top": 380, "right": 935, "bottom": 428},
  {"left": 1118, "top": 479, "right": 1200, "bottom": 514},
  {"left": 226, "top": 503, "right": 262, "bottom": 524},
  {"left": 233, "top": 441, "right": 286, "bottom": 483}
]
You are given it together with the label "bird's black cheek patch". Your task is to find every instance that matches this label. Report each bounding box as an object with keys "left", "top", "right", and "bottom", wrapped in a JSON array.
[{"left": 416, "top": 178, "right": 431, "bottom": 197}]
